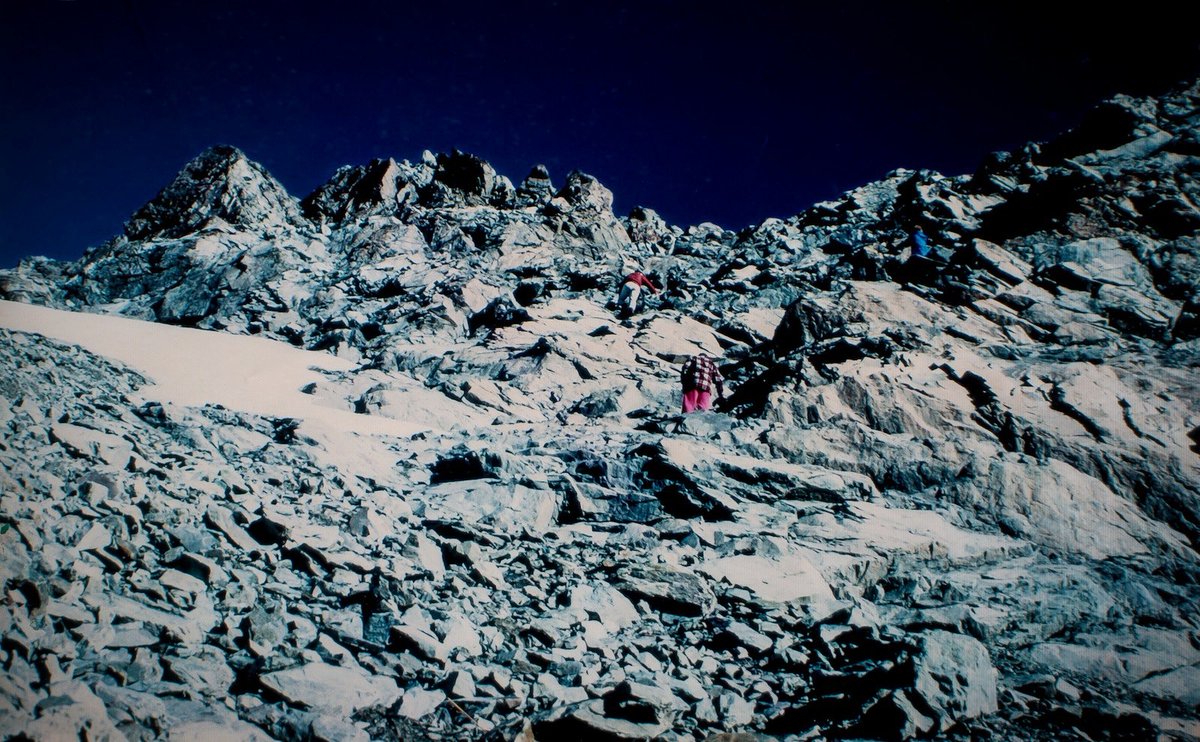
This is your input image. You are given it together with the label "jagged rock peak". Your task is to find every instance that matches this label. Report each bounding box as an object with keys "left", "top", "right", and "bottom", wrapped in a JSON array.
[
  {"left": 433, "top": 150, "right": 496, "bottom": 194},
  {"left": 301, "top": 156, "right": 431, "bottom": 223},
  {"left": 426, "top": 149, "right": 513, "bottom": 208},
  {"left": 626, "top": 205, "right": 675, "bottom": 248},
  {"left": 124, "top": 144, "right": 307, "bottom": 241},
  {"left": 514, "top": 164, "right": 555, "bottom": 208},
  {"left": 1038, "top": 77, "right": 1200, "bottom": 162},
  {"left": 547, "top": 170, "right": 616, "bottom": 218},
  {"left": 542, "top": 170, "right": 633, "bottom": 256},
  {"left": 302, "top": 149, "right": 517, "bottom": 223}
]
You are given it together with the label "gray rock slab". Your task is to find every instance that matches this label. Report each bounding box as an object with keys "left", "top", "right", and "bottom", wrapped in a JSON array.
[
  {"left": 260, "top": 661, "right": 401, "bottom": 714},
  {"left": 163, "top": 645, "right": 234, "bottom": 695},
  {"left": 1132, "top": 662, "right": 1200, "bottom": 701},
  {"left": 716, "top": 690, "right": 757, "bottom": 727},
  {"left": 204, "top": 505, "right": 262, "bottom": 551},
  {"left": 1027, "top": 640, "right": 1196, "bottom": 688},
  {"left": 397, "top": 686, "right": 446, "bottom": 720},
  {"left": 699, "top": 552, "right": 834, "bottom": 609},
  {"left": 564, "top": 581, "right": 639, "bottom": 633},
  {"left": 656, "top": 437, "right": 878, "bottom": 502},
  {"left": 49, "top": 423, "right": 133, "bottom": 467},
  {"left": 18, "top": 680, "right": 124, "bottom": 742},
  {"left": 439, "top": 614, "right": 483, "bottom": 658},
  {"left": 245, "top": 603, "right": 289, "bottom": 658},
  {"left": 721, "top": 621, "right": 773, "bottom": 654},
  {"left": 160, "top": 568, "right": 207, "bottom": 594},
  {"left": 392, "top": 623, "right": 448, "bottom": 663},
  {"left": 421, "top": 480, "right": 559, "bottom": 533},
  {"left": 948, "top": 456, "right": 1175, "bottom": 559},
  {"left": 912, "top": 630, "right": 998, "bottom": 731},
  {"left": 84, "top": 593, "right": 214, "bottom": 645},
  {"left": 546, "top": 698, "right": 672, "bottom": 739},
  {"left": 611, "top": 565, "right": 715, "bottom": 617}
]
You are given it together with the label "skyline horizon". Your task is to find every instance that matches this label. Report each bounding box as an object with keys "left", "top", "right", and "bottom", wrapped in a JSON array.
[{"left": 4, "top": 1, "right": 1198, "bottom": 268}]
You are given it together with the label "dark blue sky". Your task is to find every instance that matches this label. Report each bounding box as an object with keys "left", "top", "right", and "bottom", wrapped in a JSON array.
[{"left": 2, "top": 1, "right": 1198, "bottom": 267}]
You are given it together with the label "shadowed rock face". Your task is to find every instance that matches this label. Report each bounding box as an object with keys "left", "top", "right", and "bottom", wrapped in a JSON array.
[{"left": 0, "top": 79, "right": 1198, "bottom": 740}]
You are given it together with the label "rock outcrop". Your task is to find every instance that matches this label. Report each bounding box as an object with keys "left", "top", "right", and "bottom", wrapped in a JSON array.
[{"left": 1, "top": 78, "right": 1198, "bottom": 740}]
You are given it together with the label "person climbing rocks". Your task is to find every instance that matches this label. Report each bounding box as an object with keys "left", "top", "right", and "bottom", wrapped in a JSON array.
[
  {"left": 896, "top": 225, "right": 948, "bottom": 286},
  {"left": 909, "top": 226, "right": 933, "bottom": 258},
  {"left": 680, "top": 353, "right": 724, "bottom": 413},
  {"left": 616, "top": 269, "right": 660, "bottom": 317}
]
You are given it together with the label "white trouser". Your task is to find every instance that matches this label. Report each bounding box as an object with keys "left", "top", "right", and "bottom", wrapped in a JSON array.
[{"left": 618, "top": 282, "right": 641, "bottom": 312}]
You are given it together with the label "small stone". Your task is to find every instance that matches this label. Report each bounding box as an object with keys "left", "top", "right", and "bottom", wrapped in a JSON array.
[
  {"left": 160, "top": 569, "right": 206, "bottom": 594},
  {"left": 723, "top": 621, "right": 773, "bottom": 654},
  {"left": 445, "top": 670, "right": 476, "bottom": 699},
  {"left": 76, "top": 523, "right": 111, "bottom": 551},
  {"left": 716, "top": 691, "right": 756, "bottom": 726}
]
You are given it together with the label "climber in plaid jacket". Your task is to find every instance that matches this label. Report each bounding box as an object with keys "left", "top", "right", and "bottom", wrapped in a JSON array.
[{"left": 680, "top": 353, "right": 724, "bottom": 413}]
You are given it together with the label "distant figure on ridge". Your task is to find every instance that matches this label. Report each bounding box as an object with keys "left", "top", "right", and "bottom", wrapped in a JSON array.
[
  {"left": 616, "top": 269, "right": 660, "bottom": 317},
  {"left": 895, "top": 225, "right": 948, "bottom": 285},
  {"left": 909, "top": 226, "right": 933, "bottom": 258},
  {"left": 680, "top": 353, "right": 724, "bottom": 413}
]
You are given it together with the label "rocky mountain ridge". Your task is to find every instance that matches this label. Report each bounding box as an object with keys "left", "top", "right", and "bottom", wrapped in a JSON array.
[{"left": 0, "top": 78, "right": 1198, "bottom": 740}]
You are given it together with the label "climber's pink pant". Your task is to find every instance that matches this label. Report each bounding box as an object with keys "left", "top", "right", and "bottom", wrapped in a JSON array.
[{"left": 682, "top": 389, "right": 712, "bottom": 413}]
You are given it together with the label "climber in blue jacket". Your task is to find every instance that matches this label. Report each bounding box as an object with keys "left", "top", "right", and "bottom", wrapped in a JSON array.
[{"left": 909, "top": 226, "right": 932, "bottom": 258}]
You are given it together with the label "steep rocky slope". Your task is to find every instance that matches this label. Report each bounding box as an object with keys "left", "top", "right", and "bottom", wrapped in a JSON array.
[{"left": 1, "top": 79, "right": 1198, "bottom": 741}]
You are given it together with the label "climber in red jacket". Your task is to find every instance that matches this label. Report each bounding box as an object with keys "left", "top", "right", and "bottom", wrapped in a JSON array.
[{"left": 616, "top": 270, "right": 660, "bottom": 317}]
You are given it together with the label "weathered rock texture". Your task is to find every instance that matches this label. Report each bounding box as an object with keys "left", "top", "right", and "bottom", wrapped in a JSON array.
[{"left": 1, "top": 78, "right": 1199, "bottom": 740}]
